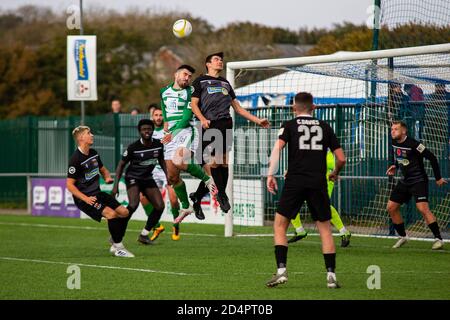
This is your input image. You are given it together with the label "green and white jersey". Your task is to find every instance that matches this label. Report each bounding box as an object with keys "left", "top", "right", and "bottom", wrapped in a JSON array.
[
  {"left": 152, "top": 125, "right": 165, "bottom": 141},
  {"left": 160, "top": 83, "right": 195, "bottom": 133},
  {"left": 152, "top": 125, "right": 165, "bottom": 174}
]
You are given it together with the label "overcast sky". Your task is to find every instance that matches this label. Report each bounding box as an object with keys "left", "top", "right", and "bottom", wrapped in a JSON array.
[{"left": 0, "top": 0, "right": 374, "bottom": 30}]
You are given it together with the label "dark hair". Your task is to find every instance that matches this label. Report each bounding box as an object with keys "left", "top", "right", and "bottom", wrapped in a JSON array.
[
  {"left": 147, "top": 103, "right": 158, "bottom": 112},
  {"left": 205, "top": 52, "right": 224, "bottom": 71},
  {"left": 152, "top": 105, "right": 161, "bottom": 112},
  {"left": 177, "top": 64, "right": 196, "bottom": 74},
  {"left": 294, "top": 92, "right": 313, "bottom": 106},
  {"left": 138, "top": 119, "right": 154, "bottom": 131},
  {"left": 392, "top": 120, "right": 407, "bottom": 129},
  {"left": 205, "top": 52, "right": 223, "bottom": 64}
]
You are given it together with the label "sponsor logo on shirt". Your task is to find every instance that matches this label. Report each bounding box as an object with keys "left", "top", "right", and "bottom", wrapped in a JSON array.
[
  {"left": 207, "top": 87, "right": 225, "bottom": 94},
  {"left": 68, "top": 166, "right": 76, "bottom": 174},
  {"left": 85, "top": 168, "right": 99, "bottom": 180},
  {"left": 398, "top": 159, "right": 410, "bottom": 166},
  {"left": 139, "top": 159, "right": 158, "bottom": 166}
]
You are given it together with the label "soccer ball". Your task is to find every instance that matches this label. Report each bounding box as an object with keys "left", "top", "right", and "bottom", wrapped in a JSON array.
[{"left": 172, "top": 19, "right": 192, "bottom": 38}]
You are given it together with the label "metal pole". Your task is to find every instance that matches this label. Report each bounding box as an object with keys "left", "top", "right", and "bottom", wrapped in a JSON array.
[
  {"left": 224, "top": 66, "right": 235, "bottom": 237},
  {"left": 79, "top": 0, "right": 85, "bottom": 125},
  {"left": 370, "top": 0, "right": 381, "bottom": 103},
  {"left": 372, "top": 0, "right": 380, "bottom": 51},
  {"left": 27, "top": 175, "right": 32, "bottom": 215}
]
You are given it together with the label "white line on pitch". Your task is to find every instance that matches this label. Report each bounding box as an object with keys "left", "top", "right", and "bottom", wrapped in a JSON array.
[
  {"left": 0, "top": 222, "right": 219, "bottom": 237},
  {"left": 1, "top": 221, "right": 448, "bottom": 247},
  {"left": 0, "top": 256, "right": 208, "bottom": 276}
]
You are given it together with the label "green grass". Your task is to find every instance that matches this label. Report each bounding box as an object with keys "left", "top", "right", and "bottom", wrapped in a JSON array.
[{"left": 0, "top": 215, "right": 449, "bottom": 300}]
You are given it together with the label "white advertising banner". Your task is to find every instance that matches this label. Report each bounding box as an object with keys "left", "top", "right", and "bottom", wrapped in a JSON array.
[
  {"left": 67, "top": 35, "right": 97, "bottom": 101},
  {"left": 81, "top": 179, "right": 264, "bottom": 226}
]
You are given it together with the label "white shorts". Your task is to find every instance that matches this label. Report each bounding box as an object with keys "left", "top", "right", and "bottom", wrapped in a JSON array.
[
  {"left": 152, "top": 167, "right": 167, "bottom": 189},
  {"left": 164, "top": 127, "right": 198, "bottom": 161}
]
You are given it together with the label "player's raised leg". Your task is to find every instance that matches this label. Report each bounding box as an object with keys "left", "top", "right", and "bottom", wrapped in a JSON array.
[{"left": 288, "top": 214, "right": 308, "bottom": 243}]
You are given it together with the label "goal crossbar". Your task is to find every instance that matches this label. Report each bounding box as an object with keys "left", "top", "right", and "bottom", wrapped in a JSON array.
[{"left": 226, "top": 43, "right": 450, "bottom": 71}]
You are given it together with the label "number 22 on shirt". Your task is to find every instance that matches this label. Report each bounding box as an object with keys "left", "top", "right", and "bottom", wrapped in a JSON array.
[{"left": 298, "top": 125, "right": 323, "bottom": 150}]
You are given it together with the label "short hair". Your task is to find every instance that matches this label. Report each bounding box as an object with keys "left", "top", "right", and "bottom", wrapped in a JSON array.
[
  {"left": 147, "top": 103, "right": 158, "bottom": 112},
  {"left": 177, "top": 64, "right": 196, "bottom": 74},
  {"left": 392, "top": 120, "right": 407, "bottom": 129},
  {"left": 72, "top": 126, "right": 90, "bottom": 141},
  {"left": 205, "top": 52, "right": 223, "bottom": 64},
  {"left": 294, "top": 92, "right": 314, "bottom": 107},
  {"left": 138, "top": 119, "right": 154, "bottom": 131},
  {"left": 152, "top": 105, "right": 162, "bottom": 112},
  {"left": 205, "top": 52, "right": 224, "bottom": 71}
]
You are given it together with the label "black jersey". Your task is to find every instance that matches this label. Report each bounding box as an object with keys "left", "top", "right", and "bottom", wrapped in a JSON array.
[
  {"left": 67, "top": 148, "right": 103, "bottom": 196},
  {"left": 192, "top": 74, "right": 236, "bottom": 121},
  {"left": 278, "top": 115, "right": 341, "bottom": 187},
  {"left": 122, "top": 138, "right": 164, "bottom": 181},
  {"left": 392, "top": 136, "right": 441, "bottom": 185}
]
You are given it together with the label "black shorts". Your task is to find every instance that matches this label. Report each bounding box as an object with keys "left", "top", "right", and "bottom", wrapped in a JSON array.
[
  {"left": 389, "top": 181, "right": 429, "bottom": 204},
  {"left": 125, "top": 177, "right": 158, "bottom": 190},
  {"left": 277, "top": 177, "right": 331, "bottom": 222},
  {"left": 74, "top": 191, "right": 121, "bottom": 222},
  {"left": 201, "top": 117, "right": 233, "bottom": 160}
]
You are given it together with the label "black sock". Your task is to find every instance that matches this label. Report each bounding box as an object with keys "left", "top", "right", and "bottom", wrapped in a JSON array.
[
  {"left": 145, "top": 208, "right": 164, "bottom": 231},
  {"left": 428, "top": 222, "right": 442, "bottom": 240},
  {"left": 323, "top": 253, "right": 336, "bottom": 273},
  {"left": 120, "top": 216, "right": 131, "bottom": 240},
  {"left": 274, "top": 245, "right": 288, "bottom": 269},
  {"left": 107, "top": 218, "right": 123, "bottom": 243},
  {"left": 211, "top": 167, "right": 225, "bottom": 195},
  {"left": 194, "top": 181, "right": 209, "bottom": 200},
  {"left": 221, "top": 166, "right": 229, "bottom": 192},
  {"left": 393, "top": 223, "right": 407, "bottom": 237}
]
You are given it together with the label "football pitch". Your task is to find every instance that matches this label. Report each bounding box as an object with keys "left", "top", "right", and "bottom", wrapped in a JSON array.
[{"left": 0, "top": 215, "right": 449, "bottom": 300}]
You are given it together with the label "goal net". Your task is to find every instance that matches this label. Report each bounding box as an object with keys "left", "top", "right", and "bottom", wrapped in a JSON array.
[{"left": 226, "top": 43, "right": 450, "bottom": 239}]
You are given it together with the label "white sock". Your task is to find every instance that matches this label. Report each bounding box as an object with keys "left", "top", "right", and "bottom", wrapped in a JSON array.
[
  {"left": 339, "top": 227, "right": 347, "bottom": 235},
  {"left": 141, "top": 229, "right": 150, "bottom": 236},
  {"left": 277, "top": 267, "right": 286, "bottom": 275},
  {"left": 327, "top": 272, "right": 336, "bottom": 280},
  {"left": 295, "top": 227, "right": 305, "bottom": 234},
  {"left": 113, "top": 242, "right": 124, "bottom": 248}
]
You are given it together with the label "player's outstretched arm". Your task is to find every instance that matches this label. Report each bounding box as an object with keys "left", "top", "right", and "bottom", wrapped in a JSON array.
[
  {"left": 267, "top": 139, "right": 286, "bottom": 194},
  {"left": 111, "top": 160, "right": 126, "bottom": 197},
  {"left": 329, "top": 148, "right": 346, "bottom": 182},
  {"left": 191, "top": 97, "right": 210, "bottom": 129},
  {"left": 166, "top": 104, "right": 194, "bottom": 141},
  {"left": 231, "top": 99, "right": 270, "bottom": 128},
  {"left": 422, "top": 147, "right": 447, "bottom": 186},
  {"left": 100, "top": 166, "right": 113, "bottom": 184},
  {"left": 66, "top": 178, "right": 96, "bottom": 205}
]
